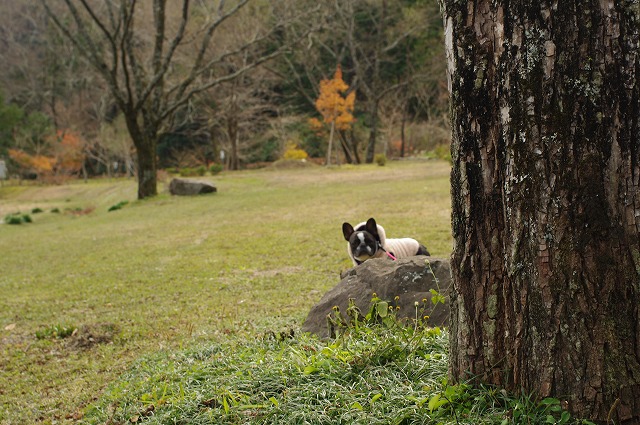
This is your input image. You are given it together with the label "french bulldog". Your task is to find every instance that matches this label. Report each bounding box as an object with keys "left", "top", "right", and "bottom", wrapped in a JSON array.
[{"left": 342, "top": 217, "right": 430, "bottom": 266}]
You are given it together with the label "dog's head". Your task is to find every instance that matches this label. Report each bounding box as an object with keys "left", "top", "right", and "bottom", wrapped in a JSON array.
[{"left": 342, "top": 217, "right": 381, "bottom": 263}]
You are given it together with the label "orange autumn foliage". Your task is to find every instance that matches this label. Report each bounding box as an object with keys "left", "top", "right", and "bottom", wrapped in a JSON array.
[
  {"left": 307, "top": 117, "right": 326, "bottom": 136},
  {"left": 315, "top": 65, "right": 356, "bottom": 131},
  {"left": 53, "top": 129, "right": 85, "bottom": 172},
  {"left": 8, "top": 129, "right": 85, "bottom": 181},
  {"left": 8, "top": 149, "right": 55, "bottom": 174}
]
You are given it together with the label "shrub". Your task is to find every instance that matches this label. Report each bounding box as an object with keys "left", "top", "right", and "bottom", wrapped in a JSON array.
[
  {"left": 4, "top": 213, "right": 32, "bottom": 224},
  {"left": 4, "top": 214, "right": 23, "bottom": 225},
  {"left": 374, "top": 154, "right": 387, "bottom": 166},
  {"left": 31, "top": 208, "right": 44, "bottom": 214},
  {"left": 426, "top": 144, "right": 452, "bottom": 163},
  {"left": 51, "top": 208, "right": 60, "bottom": 213},
  {"left": 210, "top": 163, "right": 224, "bottom": 175},
  {"left": 282, "top": 143, "right": 309, "bottom": 161},
  {"left": 179, "top": 166, "right": 206, "bottom": 177},
  {"left": 108, "top": 201, "right": 129, "bottom": 212}
]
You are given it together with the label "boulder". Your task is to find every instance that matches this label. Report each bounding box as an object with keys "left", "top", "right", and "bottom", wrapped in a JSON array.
[
  {"left": 301, "top": 256, "right": 451, "bottom": 339},
  {"left": 169, "top": 178, "right": 217, "bottom": 196}
]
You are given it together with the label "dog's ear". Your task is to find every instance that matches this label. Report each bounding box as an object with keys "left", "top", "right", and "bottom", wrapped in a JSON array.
[
  {"left": 365, "top": 218, "right": 379, "bottom": 239},
  {"left": 342, "top": 222, "right": 355, "bottom": 241}
]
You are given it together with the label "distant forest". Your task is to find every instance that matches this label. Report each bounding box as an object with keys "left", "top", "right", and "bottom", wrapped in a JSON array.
[{"left": 0, "top": 0, "right": 448, "bottom": 179}]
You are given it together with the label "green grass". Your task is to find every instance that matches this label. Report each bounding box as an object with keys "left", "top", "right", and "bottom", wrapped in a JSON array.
[
  {"left": 0, "top": 161, "right": 590, "bottom": 424},
  {"left": 86, "top": 322, "right": 453, "bottom": 424},
  {"left": 84, "top": 315, "right": 588, "bottom": 425},
  {"left": 0, "top": 161, "right": 451, "bottom": 423}
]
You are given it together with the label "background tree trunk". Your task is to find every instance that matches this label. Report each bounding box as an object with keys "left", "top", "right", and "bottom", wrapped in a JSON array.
[
  {"left": 228, "top": 115, "right": 240, "bottom": 171},
  {"left": 326, "top": 121, "right": 335, "bottom": 166},
  {"left": 365, "top": 99, "right": 379, "bottom": 163},
  {"left": 338, "top": 129, "right": 355, "bottom": 164},
  {"left": 124, "top": 113, "right": 158, "bottom": 198},
  {"left": 443, "top": 1, "right": 640, "bottom": 423},
  {"left": 135, "top": 138, "right": 158, "bottom": 199}
]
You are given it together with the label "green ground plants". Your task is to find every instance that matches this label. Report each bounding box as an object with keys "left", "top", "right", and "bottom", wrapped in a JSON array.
[
  {"left": 84, "top": 305, "right": 593, "bottom": 425},
  {"left": 0, "top": 161, "right": 452, "bottom": 423},
  {"left": 0, "top": 160, "right": 595, "bottom": 424}
]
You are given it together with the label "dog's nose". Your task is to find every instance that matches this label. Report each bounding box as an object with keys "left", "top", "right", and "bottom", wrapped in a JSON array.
[{"left": 355, "top": 244, "right": 372, "bottom": 256}]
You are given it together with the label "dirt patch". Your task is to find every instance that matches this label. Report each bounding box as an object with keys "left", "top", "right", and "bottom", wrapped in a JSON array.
[
  {"left": 270, "top": 159, "right": 320, "bottom": 170},
  {"left": 251, "top": 265, "right": 304, "bottom": 278},
  {"left": 66, "top": 323, "right": 120, "bottom": 350}
]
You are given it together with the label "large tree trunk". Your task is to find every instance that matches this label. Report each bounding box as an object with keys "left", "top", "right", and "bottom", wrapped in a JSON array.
[
  {"left": 443, "top": 1, "right": 640, "bottom": 423},
  {"left": 135, "top": 138, "right": 158, "bottom": 199},
  {"left": 124, "top": 114, "right": 158, "bottom": 199}
]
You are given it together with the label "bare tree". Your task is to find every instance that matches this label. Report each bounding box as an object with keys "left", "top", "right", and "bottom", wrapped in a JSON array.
[
  {"left": 0, "top": 1, "right": 104, "bottom": 136},
  {"left": 333, "top": 0, "right": 418, "bottom": 163},
  {"left": 88, "top": 115, "right": 135, "bottom": 177},
  {"left": 40, "top": 0, "right": 307, "bottom": 198},
  {"left": 443, "top": 0, "right": 640, "bottom": 422},
  {"left": 206, "top": 74, "right": 274, "bottom": 170},
  {"left": 200, "top": 4, "right": 281, "bottom": 171}
]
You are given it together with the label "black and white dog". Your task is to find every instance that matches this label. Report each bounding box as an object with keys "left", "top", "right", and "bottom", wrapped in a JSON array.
[{"left": 342, "top": 217, "right": 430, "bottom": 266}]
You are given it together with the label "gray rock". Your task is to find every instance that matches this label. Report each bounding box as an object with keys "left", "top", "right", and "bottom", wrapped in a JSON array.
[
  {"left": 301, "top": 256, "right": 451, "bottom": 339},
  {"left": 169, "top": 178, "right": 217, "bottom": 196}
]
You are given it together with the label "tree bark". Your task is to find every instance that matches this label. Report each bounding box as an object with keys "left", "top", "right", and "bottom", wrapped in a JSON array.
[
  {"left": 135, "top": 137, "right": 157, "bottom": 199},
  {"left": 443, "top": 1, "right": 640, "bottom": 423},
  {"left": 349, "top": 129, "right": 361, "bottom": 164},
  {"left": 365, "top": 99, "right": 379, "bottom": 163},
  {"left": 227, "top": 114, "right": 240, "bottom": 171},
  {"left": 338, "top": 129, "right": 355, "bottom": 164},
  {"left": 400, "top": 104, "right": 407, "bottom": 158},
  {"left": 326, "top": 121, "right": 335, "bottom": 166},
  {"left": 124, "top": 113, "right": 158, "bottom": 198}
]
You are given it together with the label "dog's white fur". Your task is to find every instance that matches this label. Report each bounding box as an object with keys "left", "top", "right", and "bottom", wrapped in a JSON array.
[{"left": 347, "top": 221, "right": 422, "bottom": 266}]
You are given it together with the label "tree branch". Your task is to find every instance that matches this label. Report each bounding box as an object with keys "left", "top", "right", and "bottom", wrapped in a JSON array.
[{"left": 40, "top": 0, "right": 124, "bottom": 106}]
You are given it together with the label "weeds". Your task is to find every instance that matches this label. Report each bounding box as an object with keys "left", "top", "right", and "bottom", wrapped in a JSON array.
[
  {"left": 326, "top": 258, "right": 448, "bottom": 339},
  {"left": 84, "top": 293, "right": 586, "bottom": 425},
  {"left": 84, "top": 312, "right": 589, "bottom": 425},
  {"left": 85, "top": 316, "right": 450, "bottom": 424},
  {"left": 35, "top": 323, "right": 77, "bottom": 340},
  {"left": 107, "top": 200, "right": 129, "bottom": 212},
  {"left": 210, "top": 163, "right": 224, "bottom": 175}
]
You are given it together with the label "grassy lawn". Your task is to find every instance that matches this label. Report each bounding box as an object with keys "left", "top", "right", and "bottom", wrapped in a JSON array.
[{"left": 0, "top": 160, "right": 453, "bottom": 423}]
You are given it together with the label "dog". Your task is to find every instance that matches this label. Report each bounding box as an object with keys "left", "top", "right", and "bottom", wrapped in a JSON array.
[{"left": 342, "top": 217, "right": 430, "bottom": 266}]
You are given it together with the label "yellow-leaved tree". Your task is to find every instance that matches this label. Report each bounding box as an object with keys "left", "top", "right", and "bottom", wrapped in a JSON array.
[{"left": 314, "top": 65, "right": 355, "bottom": 166}]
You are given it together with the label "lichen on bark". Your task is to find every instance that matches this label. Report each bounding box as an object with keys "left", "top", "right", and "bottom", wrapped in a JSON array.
[{"left": 442, "top": 0, "right": 640, "bottom": 422}]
